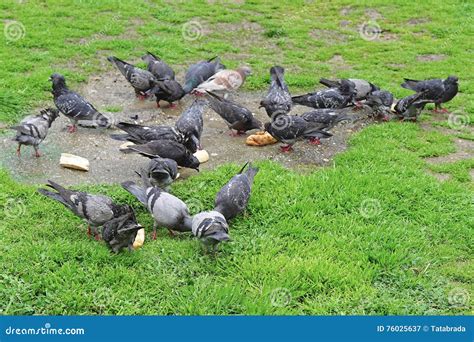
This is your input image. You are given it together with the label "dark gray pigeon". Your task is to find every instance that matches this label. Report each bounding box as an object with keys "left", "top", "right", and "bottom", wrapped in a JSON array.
[
  {"left": 176, "top": 99, "right": 206, "bottom": 150},
  {"left": 121, "top": 173, "right": 192, "bottom": 239},
  {"left": 148, "top": 79, "right": 185, "bottom": 108},
  {"left": 292, "top": 80, "right": 356, "bottom": 109},
  {"left": 102, "top": 209, "right": 143, "bottom": 253},
  {"left": 141, "top": 52, "right": 176, "bottom": 80},
  {"left": 393, "top": 92, "right": 431, "bottom": 121},
  {"left": 301, "top": 108, "right": 350, "bottom": 144},
  {"left": 365, "top": 90, "right": 394, "bottom": 120},
  {"left": 183, "top": 56, "right": 226, "bottom": 94},
  {"left": 107, "top": 56, "right": 156, "bottom": 99},
  {"left": 137, "top": 157, "right": 179, "bottom": 191},
  {"left": 111, "top": 121, "right": 197, "bottom": 152},
  {"left": 320, "top": 78, "right": 379, "bottom": 101},
  {"left": 191, "top": 210, "right": 230, "bottom": 252},
  {"left": 259, "top": 66, "right": 292, "bottom": 118},
  {"left": 206, "top": 92, "right": 262, "bottom": 135},
  {"left": 38, "top": 180, "right": 132, "bottom": 240},
  {"left": 401, "top": 76, "right": 458, "bottom": 112},
  {"left": 50, "top": 73, "right": 111, "bottom": 133},
  {"left": 264, "top": 114, "right": 332, "bottom": 152},
  {"left": 127, "top": 139, "right": 200, "bottom": 171},
  {"left": 214, "top": 162, "right": 259, "bottom": 221},
  {"left": 11, "top": 108, "right": 59, "bottom": 157}
]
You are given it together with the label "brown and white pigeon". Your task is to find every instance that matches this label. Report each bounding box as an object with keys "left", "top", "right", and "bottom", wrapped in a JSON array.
[
  {"left": 214, "top": 162, "right": 259, "bottom": 221},
  {"left": 11, "top": 108, "right": 59, "bottom": 157},
  {"left": 50, "top": 74, "right": 111, "bottom": 133},
  {"left": 121, "top": 173, "right": 192, "bottom": 239},
  {"left": 401, "top": 76, "right": 458, "bottom": 112},
  {"left": 102, "top": 209, "right": 143, "bottom": 253},
  {"left": 107, "top": 56, "right": 156, "bottom": 99},
  {"left": 194, "top": 66, "right": 251, "bottom": 94},
  {"left": 141, "top": 51, "right": 176, "bottom": 80},
  {"left": 260, "top": 66, "right": 292, "bottom": 118},
  {"left": 206, "top": 92, "right": 262, "bottom": 136},
  {"left": 183, "top": 56, "right": 226, "bottom": 94},
  {"left": 38, "top": 180, "right": 133, "bottom": 240}
]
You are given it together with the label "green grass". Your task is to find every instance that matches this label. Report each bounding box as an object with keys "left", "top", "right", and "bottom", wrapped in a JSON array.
[{"left": 0, "top": 0, "right": 473, "bottom": 315}]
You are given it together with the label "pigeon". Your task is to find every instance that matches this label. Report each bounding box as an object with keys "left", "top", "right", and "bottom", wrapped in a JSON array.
[
  {"left": 393, "top": 92, "right": 431, "bottom": 121},
  {"left": 301, "top": 108, "right": 351, "bottom": 143},
  {"left": 148, "top": 79, "right": 185, "bottom": 108},
  {"left": 127, "top": 139, "right": 200, "bottom": 171},
  {"left": 11, "top": 108, "right": 59, "bottom": 157},
  {"left": 194, "top": 66, "right": 252, "bottom": 94},
  {"left": 292, "top": 80, "right": 356, "bottom": 109},
  {"left": 38, "top": 180, "right": 132, "bottom": 240},
  {"left": 107, "top": 56, "right": 156, "bottom": 99},
  {"left": 319, "top": 78, "right": 379, "bottom": 101},
  {"left": 365, "top": 90, "right": 394, "bottom": 120},
  {"left": 141, "top": 51, "right": 176, "bottom": 80},
  {"left": 102, "top": 209, "right": 143, "bottom": 253},
  {"left": 176, "top": 99, "right": 206, "bottom": 150},
  {"left": 111, "top": 122, "right": 197, "bottom": 153},
  {"left": 138, "top": 157, "right": 179, "bottom": 190},
  {"left": 50, "top": 73, "right": 111, "bottom": 133},
  {"left": 214, "top": 162, "right": 259, "bottom": 221},
  {"left": 191, "top": 210, "right": 230, "bottom": 252},
  {"left": 206, "top": 92, "right": 262, "bottom": 135},
  {"left": 183, "top": 56, "right": 226, "bottom": 94},
  {"left": 121, "top": 174, "right": 192, "bottom": 239},
  {"left": 260, "top": 66, "right": 292, "bottom": 118},
  {"left": 401, "top": 76, "right": 458, "bottom": 112},
  {"left": 264, "top": 114, "right": 332, "bottom": 152}
]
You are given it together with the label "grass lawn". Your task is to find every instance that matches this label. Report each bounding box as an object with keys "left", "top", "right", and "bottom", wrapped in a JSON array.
[{"left": 0, "top": 0, "right": 472, "bottom": 315}]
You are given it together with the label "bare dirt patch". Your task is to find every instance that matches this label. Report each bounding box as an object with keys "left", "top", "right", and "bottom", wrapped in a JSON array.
[
  {"left": 1, "top": 71, "right": 373, "bottom": 186},
  {"left": 417, "top": 54, "right": 447, "bottom": 62},
  {"left": 407, "top": 18, "right": 431, "bottom": 25},
  {"left": 327, "top": 54, "right": 352, "bottom": 71},
  {"left": 425, "top": 138, "right": 474, "bottom": 164},
  {"left": 426, "top": 170, "right": 451, "bottom": 182},
  {"left": 309, "top": 29, "right": 348, "bottom": 44}
]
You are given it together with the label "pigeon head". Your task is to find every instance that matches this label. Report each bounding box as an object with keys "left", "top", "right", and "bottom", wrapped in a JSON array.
[
  {"left": 41, "top": 108, "right": 60, "bottom": 125},
  {"left": 446, "top": 76, "right": 458, "bottom": 85},
  {"left": 186, "top": 155, "right": 200, "bottom": 171},
  {"left": 237, "top": 66, "right": 252, "bottom": 77},
  {"left": 49, "top": 73, "right": 67, "bottom": 89}
]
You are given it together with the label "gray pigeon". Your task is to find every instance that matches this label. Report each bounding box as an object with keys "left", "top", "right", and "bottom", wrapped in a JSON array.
[
  {"left": 183, "top": 56, "right": 226, "bottom": 94},
  {"left": 141, "top": 51, "right": 176, "bottom": 80},
  {"left": 292, "top": 80, "right": 356, "bottom": 109},
  {"left": 365, "top": 90, "right": 394, "bottom": 120},
  {"left": 121, "top": 173, "right": 192, "bottom": 239},
  {"left": 401, "top": 76, "right": 458, "bottom": 112},
  {"left": 107, "top": 56, "right": 156, "bottom": 99},
  {"left": 127, "top": 139, "right": 200, "bottom": 171},
  {"left": 206, "top": 92, "right": 262, "bottom": 135},
  {"left": 260, "top": 66, "right": 292, "bottom": 118},
  {"left": 102, "top": 209, "right": 143, "bottom": 253},
  {"left": 38, "top": 180, "right": 132, "bottom": 240},
  {"left": 192, "top": 210, "right": 230, "bottom": 252},
  {"left": 138, "top": 157, "right": 179, "bottom": 190},
  {"left": 320, "top": 78, "right": 379, "bottom": 101},
  {"left": 176, "top": 99, "right": 206, "bottom": 150},
  {"left": 214, "top": 162, "right": 259, "bottom": 220},
  {"left": 11, "top": 108, "right": 59, "bottom": 157},
  {"left": 50, "top": 73, "right": 111, "bottom": 133},
  {"left": 148, "top": 79, "right": 185, "bottom": 108},
  {"left": 393, "top": 92, "right": 431, "bottom": 121},
  {"left": 111, "top": 121, "right": 197, "bottom": 152},
  {"left": 264, "top": 114, "right": 332, "bottom": 152},
  {"left": 301, "top": 108, "right": 350, "bottom": 144}
]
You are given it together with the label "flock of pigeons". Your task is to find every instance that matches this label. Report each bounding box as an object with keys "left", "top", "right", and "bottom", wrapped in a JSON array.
[{"left": 10, "top": 52, "right": 459, "bottom": 253}]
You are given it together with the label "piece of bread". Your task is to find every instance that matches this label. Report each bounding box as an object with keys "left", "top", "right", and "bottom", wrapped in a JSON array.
[{"left": 246, "top": 131, "right": 278, "bottom": 146}]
